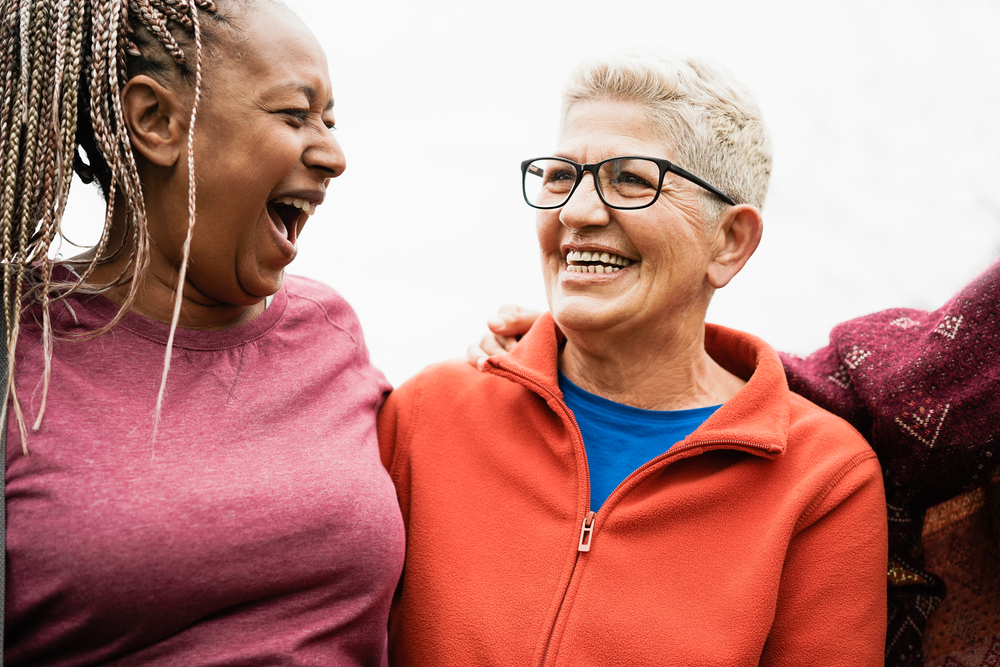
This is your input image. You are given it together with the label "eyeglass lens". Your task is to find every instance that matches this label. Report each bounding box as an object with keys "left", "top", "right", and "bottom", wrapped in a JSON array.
[{"left": 523, "top": 158, "right": 661, "bottom": 209}]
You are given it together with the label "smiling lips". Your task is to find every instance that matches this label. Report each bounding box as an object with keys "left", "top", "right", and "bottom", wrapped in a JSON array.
[
  {"left": 565, "top": 249, "right": 633, "bottom": 274},
  {"left": 267, "top": 196, "right": 317, "bottom": 245}
]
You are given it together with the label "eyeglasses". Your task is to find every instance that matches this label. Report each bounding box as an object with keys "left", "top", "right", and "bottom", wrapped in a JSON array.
[{"left": 520, "top": 156, "right": 736, "bottom": 210}]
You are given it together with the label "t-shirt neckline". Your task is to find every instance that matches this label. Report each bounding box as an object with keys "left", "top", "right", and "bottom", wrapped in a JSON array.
[{"left": 54, "top": 265, "right": 288, "bottom": 350}]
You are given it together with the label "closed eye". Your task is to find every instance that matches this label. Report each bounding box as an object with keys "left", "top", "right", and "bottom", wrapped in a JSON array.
[
  {"left": 280, "top": 109, "right": 310, "bottom": 126},
  {"left": 281, "top": 109, "right": 338, "bottom": 133}
]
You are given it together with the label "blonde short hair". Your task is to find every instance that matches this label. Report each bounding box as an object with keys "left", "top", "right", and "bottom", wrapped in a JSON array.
[{"left": 562, "top": 52, "right": 772, "bottom": 219}]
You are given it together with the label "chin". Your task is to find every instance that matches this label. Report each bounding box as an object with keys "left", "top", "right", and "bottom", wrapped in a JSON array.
[
  {"left": 260, "top": 272, "right": 285, "bottom": 297},
  {"left": 240, "top": 269, "right": 285, "bottom": 302},
  {"left": 551, "top": 295, "right": 629, "bottom": 335}
]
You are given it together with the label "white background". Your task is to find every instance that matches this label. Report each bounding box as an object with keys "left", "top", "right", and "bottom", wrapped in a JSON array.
[{"left": 61, "top": 0, "right": 1000, "bottom": 388}]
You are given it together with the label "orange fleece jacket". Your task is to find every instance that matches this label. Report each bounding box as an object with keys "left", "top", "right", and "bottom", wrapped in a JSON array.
[{"left": 378, "top": 315, "right": 888, "bottom": 667}]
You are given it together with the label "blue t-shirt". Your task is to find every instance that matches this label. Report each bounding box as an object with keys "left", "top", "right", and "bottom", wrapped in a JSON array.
[{"left": 559, "top": 372, "right": 721, "bottom": 511}]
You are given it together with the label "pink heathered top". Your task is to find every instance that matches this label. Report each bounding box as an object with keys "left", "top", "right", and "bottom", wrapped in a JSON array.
[{"left": 5, "top": 273, "right": 404, "bottom": 666}]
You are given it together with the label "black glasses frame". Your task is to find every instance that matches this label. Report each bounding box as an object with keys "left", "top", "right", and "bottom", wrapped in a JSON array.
[{"left": 520, "top": 155, "right": 737, "bottom": 210}]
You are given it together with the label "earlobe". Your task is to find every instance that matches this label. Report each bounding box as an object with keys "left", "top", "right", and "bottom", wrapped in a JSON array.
[
  {"left": 121, "top": 75, "right": 186, "bottom": 167},
  {"left": 706, "top": 205, "right": 764, "bottom": 289}
]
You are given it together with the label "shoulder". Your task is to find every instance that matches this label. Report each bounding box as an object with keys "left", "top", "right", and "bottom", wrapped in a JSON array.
[
  {"left": 277, "top": 275, "right": 389, "bottom": 391},
  {"left": 384, "top": 359, "right": 485, "bottom": 410},
  {"left": 777, "top": 377, "right": 881, "bottom": 503},
  {"left": 708, "top": 322, "right": 880, "bottom": 497},
  {"left": 708, "top": 322, "right": 875, "bottom": 464},
  {"left": 786, "top": 391, "right": 874, "bottom": 462},
  {"left": 378, "top": 357, "right": 557, "bottom": 486},
  {"left": 379, "top": 357, "right": 535, "bottom": 445},
  {"left": 280, "top": 274, "right": 363, "bottom": 335},
  {"left": 282, "top": 274, "right": 353, "bottom": 313},
  {"left": 782, "top": 391, "right": 884, "bottom": 528},
  {"left": 378, "top": 360, "right": 478, "bottom": 469}
]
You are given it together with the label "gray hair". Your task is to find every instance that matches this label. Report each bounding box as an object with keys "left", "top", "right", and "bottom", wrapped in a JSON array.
[{"left": 561, "top": 52, "right": 772, "bottom": 221}]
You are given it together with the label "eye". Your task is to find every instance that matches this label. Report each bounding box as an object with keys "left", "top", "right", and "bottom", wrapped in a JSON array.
[
  {"left": 601, "top": 159, "right": 660, "bottom": 200},
  {"left": 280, "top": 109, "right": 310, "bottom": 126},
  {"left": 611, "top": 171, "right": 653, "bottom": 188},
  {"left": 545, "top": 168, "right": 576, "bottom": 183}
]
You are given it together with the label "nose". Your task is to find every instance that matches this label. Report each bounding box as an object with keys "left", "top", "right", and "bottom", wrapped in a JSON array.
[
  {"left": 305, "top": 128, "right": 347, "bottom": 179},
  {"left": 559, "top": 170, "right": 610, "bottom": 229}
]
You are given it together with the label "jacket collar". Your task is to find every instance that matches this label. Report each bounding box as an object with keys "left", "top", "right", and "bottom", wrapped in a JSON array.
[{"left": 484, "top": 313, "right": 789, "bottom": 457}]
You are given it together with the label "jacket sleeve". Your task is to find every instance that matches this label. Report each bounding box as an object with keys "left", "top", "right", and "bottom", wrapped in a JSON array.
[
  {"left": 377, "top": 380, "right": 420, "bottom": 525},
  {"left": 760, "top": 451, "right": 888, "bottom": 667},
  {"left": 377, "top": 390, "right": 401, "bottom": 474}
]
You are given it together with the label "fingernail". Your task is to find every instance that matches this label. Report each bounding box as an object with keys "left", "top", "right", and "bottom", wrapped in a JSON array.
[
  {"left": 476, "top": 356, "right": 488, "bottom": 369},
  {"left": 487, "top": 317, "right": 505, "bottom": 329}
]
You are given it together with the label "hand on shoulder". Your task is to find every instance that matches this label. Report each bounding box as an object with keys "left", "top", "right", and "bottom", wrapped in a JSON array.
[{"left": 466, "top": 305, "right": 543, "bottom": 369}]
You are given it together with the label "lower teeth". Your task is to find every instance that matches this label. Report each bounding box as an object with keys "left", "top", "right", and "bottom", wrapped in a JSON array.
[{"left": 567, "top": 265, "right": 620, "bottom": 273}]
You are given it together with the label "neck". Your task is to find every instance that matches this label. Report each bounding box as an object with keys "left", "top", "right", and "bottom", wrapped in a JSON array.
[
  {"left": 559, "top": 318, "right": 745, "bottom": 411},
  {"left": 70, "top": 206, "right": 264, "bottom": 331}
]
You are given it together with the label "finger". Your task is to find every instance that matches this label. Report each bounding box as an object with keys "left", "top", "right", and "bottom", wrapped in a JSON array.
[
  {"left": 466, "top": 344, "right": 490, "bottom": 370},
  {"left": 488, "top": 305, "right": 543, "bottom": 336},
  {"left": 479, "top": 331, "right": 507, "bottom": 356},
  {"left": 495, "top": 335, "right": 518, "bottom": 352},
  {"left": 486, "top": 316, "right": 507, "bottom": 332},
  {"left": 496, "top": 303, "right": 525, "bottom": 318}
]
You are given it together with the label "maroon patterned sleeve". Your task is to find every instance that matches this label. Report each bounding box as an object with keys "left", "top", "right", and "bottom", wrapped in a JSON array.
[{"left": 779, "top": 260, "right": 1000, "bottom": 667}]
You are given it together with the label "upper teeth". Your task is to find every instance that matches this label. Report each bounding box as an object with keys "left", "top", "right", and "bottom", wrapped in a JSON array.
[
  {"left": 565, "top": 250, "right": 632, "bottom": 273},
  {"left": 275, "top": 196, "right": 316, "bottom": 216}
]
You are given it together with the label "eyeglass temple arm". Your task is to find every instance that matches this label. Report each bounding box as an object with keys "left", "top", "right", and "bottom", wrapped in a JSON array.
[{"left": 667, "top": 164, "right": 737, "bottom": 207}]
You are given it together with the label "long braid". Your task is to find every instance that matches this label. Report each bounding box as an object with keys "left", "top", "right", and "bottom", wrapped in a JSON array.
[
  {"left": 99, "top": 0, "right": 151, "bottom": 330},
  {"left": 6, "top": 0, "right": 52, "bottom": 446},
  {"left": 1, "top": 0, "right": 221, "bottom": 452},
  {"left": 0, "top": 7, "right": 13, "bottom": 433},
  {"left": 0, "top": 9, "right": 17, "bottom": 194},
  {"left": 66, "top": 0, "right": 130, "bottom": 297},
  {"left": 0, "top": 1, "right": 32, "bottom": 441},
  {"left": 152, "top": 0, "right": 203, "bottom": 443},
  {"left": 30, "top": 0, "right": 75, "bottom": 430}
]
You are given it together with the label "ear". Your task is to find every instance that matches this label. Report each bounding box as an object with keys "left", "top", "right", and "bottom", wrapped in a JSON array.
[
  {"left": 705, "top": 204, "right": 763, "bottom": 289},
  {"left": 121, "top": 75, "right": 187, "bottom": 167}
]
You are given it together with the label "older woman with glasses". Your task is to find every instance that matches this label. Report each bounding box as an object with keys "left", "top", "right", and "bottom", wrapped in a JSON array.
[{"left": 378, "top": 52, "right": 887, "bottom": 666}]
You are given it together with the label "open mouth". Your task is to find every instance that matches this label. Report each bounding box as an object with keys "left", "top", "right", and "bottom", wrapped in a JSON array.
[
  {"left": 565, "top": 249, "right": 633, "bottom": 274},
  {"left": 266, "top": 196, "right": 317, "bottom": 245}
]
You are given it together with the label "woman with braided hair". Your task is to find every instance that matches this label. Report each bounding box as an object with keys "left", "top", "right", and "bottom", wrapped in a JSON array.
[{"left": 2, "top": 0, "right": 404, "bottom": 664}]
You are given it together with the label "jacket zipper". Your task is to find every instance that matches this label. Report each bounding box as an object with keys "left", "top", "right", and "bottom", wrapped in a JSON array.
[
  {"left": 487, "top": 359, "right": 775, "bottom": 666},
  {"left": 487, "top": 361, "right": 592, "bottom": 667},
  {"left": 542, "top": 439, "right": 775, "bottom": 667},
  {"left": 577, "top": 511, "right": 596, "bottom": 551}
]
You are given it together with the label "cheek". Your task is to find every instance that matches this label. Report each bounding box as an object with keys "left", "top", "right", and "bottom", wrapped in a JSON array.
[
  {"left": 189, "top": 215, "right": 242, "bottom": 261},
  {"left": 536, "top": 213, "right": 562, "bottom": 253},
  {"left": 202, "top": 120, "right": 295, "bottom": 176}
]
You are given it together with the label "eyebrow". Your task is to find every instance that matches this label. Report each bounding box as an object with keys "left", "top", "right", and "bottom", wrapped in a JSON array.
[{"left": 267, "top": 83, "right": 335, "bottom": 110}]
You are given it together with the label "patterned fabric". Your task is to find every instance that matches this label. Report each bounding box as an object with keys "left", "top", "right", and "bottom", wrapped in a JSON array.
[
  {"left": 779, "top": 260, "right": 1000, "bottom": 667},
  {"left": 922, "top": 472, "right": 1000, "bottom": 666}
]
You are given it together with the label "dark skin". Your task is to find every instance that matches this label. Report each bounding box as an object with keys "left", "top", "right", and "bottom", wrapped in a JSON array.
[{"left": 84, "top": 3, "right": 344, "bottom": 331}]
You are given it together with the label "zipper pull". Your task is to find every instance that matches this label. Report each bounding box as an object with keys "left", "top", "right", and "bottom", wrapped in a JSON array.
[{"left": 578, "top": 511, "right": 596, "bottom": 552}]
